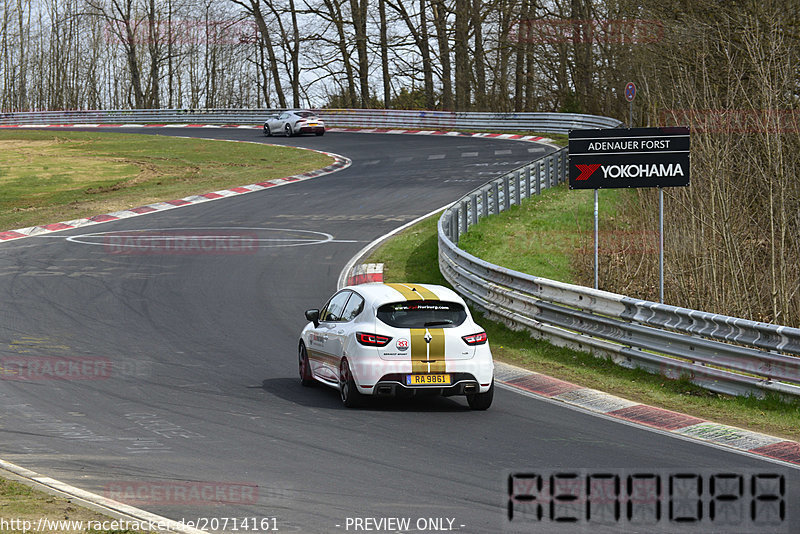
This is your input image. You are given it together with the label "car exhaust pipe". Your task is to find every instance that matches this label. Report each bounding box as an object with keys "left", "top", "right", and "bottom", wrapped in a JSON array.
[
  {"left": 376, "top": 385, "right": 393, "bottom": 396},
  {"left": 463, "top": 384, "right": 478, "bottom": 394}
]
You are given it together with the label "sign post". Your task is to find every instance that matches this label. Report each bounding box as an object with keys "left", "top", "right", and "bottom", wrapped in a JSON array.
[
  {"left": 569, "top": 127, "right": 690, "bottom": 302},
  {"left": 659, "top": 187, "right": 664, "bottom": 302},
  {"left": 625, "top": 82, "right": 636, "bottom": 126},
  {"left": 594, "top": 189, "right": 599, "bottom": 289}
]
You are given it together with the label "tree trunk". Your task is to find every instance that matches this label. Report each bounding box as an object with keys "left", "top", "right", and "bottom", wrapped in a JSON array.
[
  {"left": 454, "top": 0, "right": 470, "bottom": 110},
  {"left": 432, "top": 0, "right": 452, "bottom": 110},
  {"left": 472, "top": 0, "right": 486, "bottom": 110},
  {"left": 288, "top": 0, "right": 301, "bottom": 107},
  {"left": 349, "top": 0, "right": 370, "bottom": 107},
  {"left": 418, "top": 0, "right": 434, "bottom": 109},
  {"left": 378, "top": 0, "right": 391, "bottom": 107},
  {"left": 513, "top": 0, "right": 527, "bottom": 111},
  {"left": 147, "top": 0, "right": 160, "bottom": 108}
]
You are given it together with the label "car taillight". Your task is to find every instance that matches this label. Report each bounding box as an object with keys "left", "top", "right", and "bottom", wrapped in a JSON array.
[
  {"left": 356, "top": 332, "right": 392, "bottom": 347},
  {"left": 462, "top": 332, "right": 487, "bottom": 345}
]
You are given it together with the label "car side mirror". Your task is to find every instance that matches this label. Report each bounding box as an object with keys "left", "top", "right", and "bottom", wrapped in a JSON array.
[{"left": 305, "top": 309, "right": 320, "bottom": 327}]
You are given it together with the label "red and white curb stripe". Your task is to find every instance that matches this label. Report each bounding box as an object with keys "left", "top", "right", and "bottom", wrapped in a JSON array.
[
  {"left": 495, "top": 361, "right": 800, "bottom": 467},
  {"left": 325, "top": 127, "right": 560, "bottom": 147},
  {"left": 345, "top": 263, "right": 385, "bottom": 286},
  {"left": 0, "top": 122, "right": 560, "bottom": 147},
  {"left": 0, "top": 143, "right": 351, "bottom": 243}
]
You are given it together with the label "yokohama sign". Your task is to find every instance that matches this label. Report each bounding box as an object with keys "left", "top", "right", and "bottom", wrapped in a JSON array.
[{"left": 568, "top": 127, "right": 690, "bottom": 189}]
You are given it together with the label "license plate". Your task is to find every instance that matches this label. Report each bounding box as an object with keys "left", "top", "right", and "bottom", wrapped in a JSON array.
[
  {"left": 308, "top": 123, "right": 319, "bottom": 126},
  {"left": 406, "top": 374, "right": 451, "bottom": 386}
]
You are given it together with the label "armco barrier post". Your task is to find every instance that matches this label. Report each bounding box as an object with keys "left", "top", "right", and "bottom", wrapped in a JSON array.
[
  {"left": 471, "top": 195, "right": 478, "bottom": 225},
  {"left": 524, "top": 167, "right": 532, "bottom": 199},
  {"left": 545, "top": 157, "right": 552, "bottom": 188}
]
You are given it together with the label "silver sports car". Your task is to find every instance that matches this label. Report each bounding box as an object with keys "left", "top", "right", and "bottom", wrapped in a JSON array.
[{"left": 263, "top": 110, "right": 325, "bottom": 137}]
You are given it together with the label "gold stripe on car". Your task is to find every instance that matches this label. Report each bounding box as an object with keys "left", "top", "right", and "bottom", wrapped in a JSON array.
[
  {"left": 385, "top": 283, "right": 439, "bottom": 301},
  {"left": 410, "top": 328, "right": 446, "bottom": 373}
]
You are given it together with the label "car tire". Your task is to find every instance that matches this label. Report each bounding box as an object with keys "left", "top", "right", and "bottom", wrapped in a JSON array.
[
  {"left": 467, "top": 380, "right": 493, "bottom": 410},
  {"left": 264, "top": 124, "right": 272, "bottom": 137},
  {"left": 339, "top": 358, "right": 361, "bottom": 408},
  {"left": 299, "top": 343, "right": 314, "bottom": 387},
  {"left": 285, "top": 124, "right": 293, "bottom": 137},
  {"left": 315, "top": 130, "right": 324, "bottom": 136}
]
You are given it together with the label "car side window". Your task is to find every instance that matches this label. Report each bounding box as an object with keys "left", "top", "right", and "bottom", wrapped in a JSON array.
[
  {"left": 320, "top": 291, "right": 351, "bottom": 322},
  {"left": 341, "top": 293, "right": 364, "bottom": 322},
  {"left": 279, "top": 113, "right": 287, "bottom": 119}
]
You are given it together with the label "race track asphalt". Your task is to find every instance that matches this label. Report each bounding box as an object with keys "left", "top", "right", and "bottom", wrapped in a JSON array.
[{"left": 0, "top": 128, "right": 796, "bottom": 533}]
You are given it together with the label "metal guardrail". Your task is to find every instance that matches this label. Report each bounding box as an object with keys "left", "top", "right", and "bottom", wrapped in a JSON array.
[
  {"left": 0, "top": 108, "right": 621, "bottom": 134},
  {"left": 438, "top": 148, "right": 800, "bottom": 399},
  {"left": 319, "top": 109, "right": 621, "bottom": 134}
]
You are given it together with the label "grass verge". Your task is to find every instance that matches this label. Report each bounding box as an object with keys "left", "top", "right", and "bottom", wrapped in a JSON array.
[
  {"left": 366, "top": 211, "right": 800, "bottom": 442},
  {"left": 0, "top": 130, "right": 332, "bottom": 231},
  {"left": 0, "top": 476, "right": 151, "bottom": 533},
  {"left": 457, "top": 184, "right": 627, "bottom": 283}
]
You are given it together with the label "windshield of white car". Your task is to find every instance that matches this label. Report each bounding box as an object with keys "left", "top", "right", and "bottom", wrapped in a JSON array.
[{"left": 376, "top": 301, "right": 467, "bottom": 328}]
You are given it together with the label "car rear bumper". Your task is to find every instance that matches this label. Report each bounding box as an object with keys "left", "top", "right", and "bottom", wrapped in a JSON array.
[
  {"left": 371, "top": 372, "right": 484, "bottom": 397},
  {"left": 298, "top": 126, "right": 325, "bottom": 134},
  {"left": 346, "top": 348, "right": 494, "bottom": 396}
]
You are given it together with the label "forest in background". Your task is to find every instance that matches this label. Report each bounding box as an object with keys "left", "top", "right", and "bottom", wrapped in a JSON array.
[
  {"left": 1, "top": 0, "right": 799, "bottom": 326},
  {"left": 0, "top": 0, "right": 670, "bottom": 115}
]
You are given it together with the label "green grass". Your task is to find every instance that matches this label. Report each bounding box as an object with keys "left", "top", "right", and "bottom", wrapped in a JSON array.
[
  {"left": 0, "top": 130, "right": 332, "bottom": 231},
  {"left": 0, "top": 477, "right": 149, "bottom": 533},
  {"left": 457, "top": 184, "right": 625, "bottom": 283},
  {"left": 367, "top": 212, "right": 800, "bottom": 442}
]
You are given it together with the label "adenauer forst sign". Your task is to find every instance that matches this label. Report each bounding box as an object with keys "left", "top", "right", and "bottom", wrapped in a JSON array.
[{"left": 568, "top": 127, "right": 690, "bottom": 189}]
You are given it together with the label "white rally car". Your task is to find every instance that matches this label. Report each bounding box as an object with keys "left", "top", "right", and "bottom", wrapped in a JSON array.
[{"left": 299, "top": 283, "right": 494, "bottom": 409}]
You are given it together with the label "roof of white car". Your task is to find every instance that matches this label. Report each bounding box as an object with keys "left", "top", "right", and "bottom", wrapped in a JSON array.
[{"left": 345, "top": 283, "right": 466, "bottom": 307}]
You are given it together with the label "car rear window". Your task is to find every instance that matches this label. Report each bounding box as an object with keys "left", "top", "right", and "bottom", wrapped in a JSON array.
[
  {"left": 295, "top": 111, "right": 317, "bottom": 118},
  {"left": 376, "top": 301, "right": 467, "bottom": 328}
]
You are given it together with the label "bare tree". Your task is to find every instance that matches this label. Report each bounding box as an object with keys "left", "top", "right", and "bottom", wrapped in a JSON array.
[
  {"left": 386, "top": 0, "right": 434, "bottom": 108},
  {"left": 431, "top": 0, "right": 452, "bottom": 109},
  {"left": 231, "top": 0, "right": 287, "bottom": 107}
]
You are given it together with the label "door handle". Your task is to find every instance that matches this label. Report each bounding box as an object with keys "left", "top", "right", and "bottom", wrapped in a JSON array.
[{"left": 337, "top": 330, "right": 344, "bottom": 334}]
